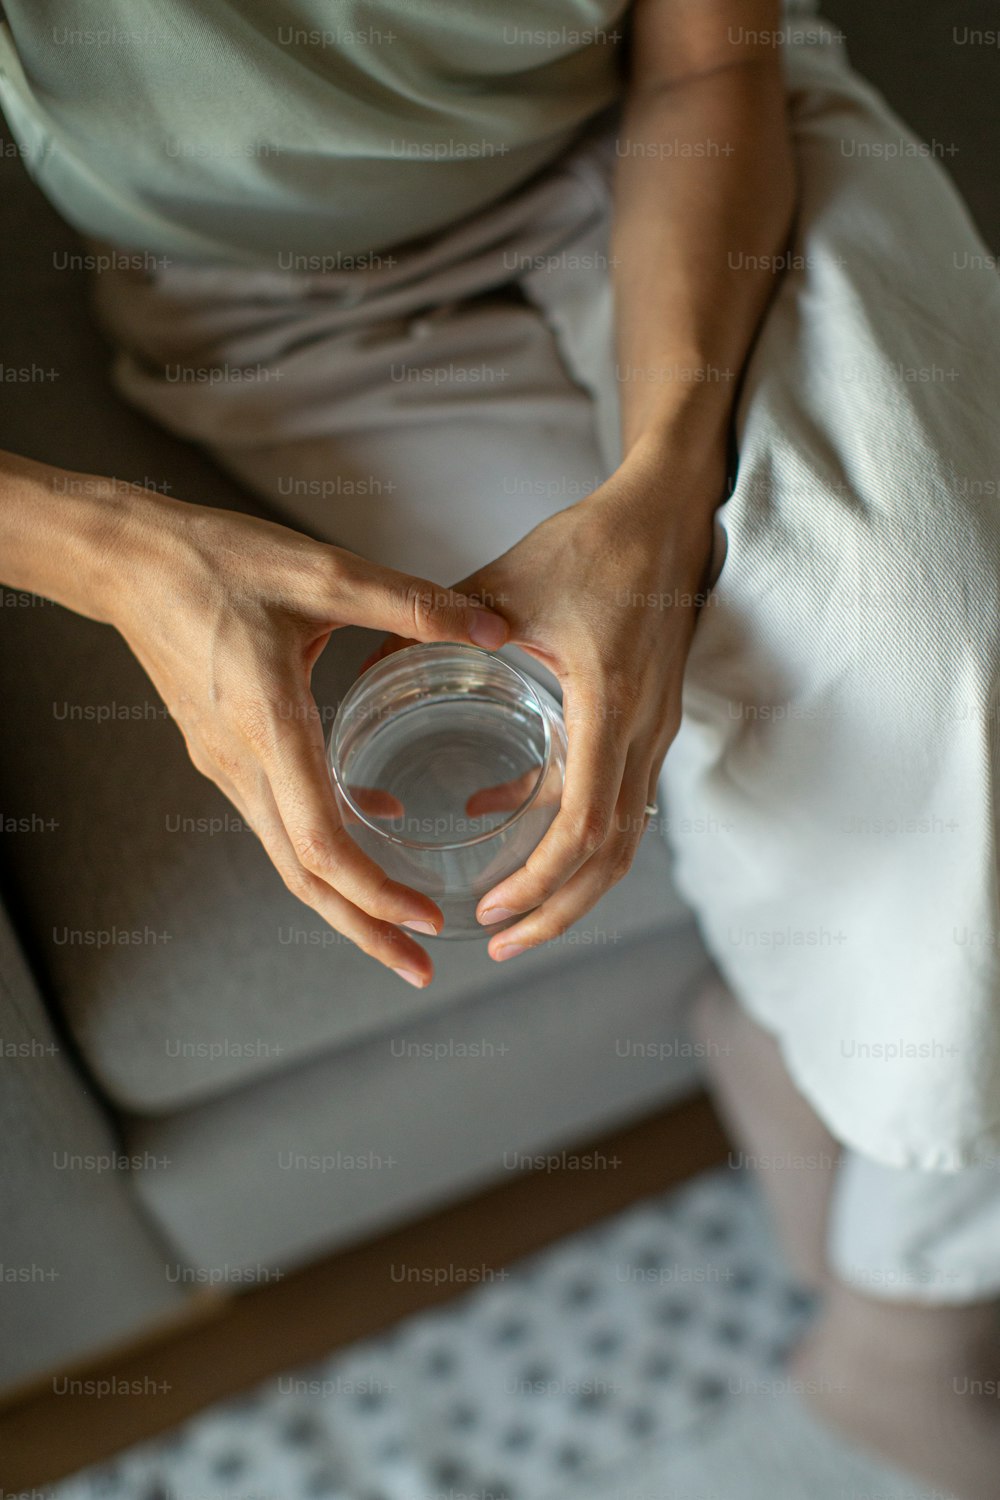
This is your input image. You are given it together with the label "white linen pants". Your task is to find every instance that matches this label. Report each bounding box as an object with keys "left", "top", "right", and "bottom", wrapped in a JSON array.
[{"left": 90, "top": 25, "right": 1000, "bottom": 1301}]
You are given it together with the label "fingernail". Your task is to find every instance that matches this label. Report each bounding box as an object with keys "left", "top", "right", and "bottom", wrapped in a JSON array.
[
  {"left": 469, "top": 609, "right": 507, "bottom": 650},
  {"left": 392, "top": 966, "right": 427, "bottom": 989},
  {"left": 493, "top": 943, "right": 525, "bottom": 962},
  {"left": 402, "top": 919, "right": 438, "bottom": 936},
  {"left": 478, "top": 906, "right": 514, "bottom": 926}
]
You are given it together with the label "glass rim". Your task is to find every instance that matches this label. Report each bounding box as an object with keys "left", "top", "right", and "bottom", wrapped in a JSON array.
[{"left": 327, "top": 643, "right": 553, "bottom": 851}]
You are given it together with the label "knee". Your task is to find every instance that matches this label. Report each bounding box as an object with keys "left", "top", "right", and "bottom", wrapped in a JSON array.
[
  {"left": 877, "top": 488, "right": 1000, "bottom": 686},
  {"left": 802, "top": 471, "right": 1000, "bottom": 701}
]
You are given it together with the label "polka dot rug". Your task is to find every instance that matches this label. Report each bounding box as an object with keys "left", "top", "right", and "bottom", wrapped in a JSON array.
[{"left": 52, "top": 1169, "right": 944, "bottom": 1500}]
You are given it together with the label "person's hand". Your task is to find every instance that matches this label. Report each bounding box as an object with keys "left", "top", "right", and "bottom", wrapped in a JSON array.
[
  {"left": 104, "top": 495, "right": 509, "bottom": 987},
  {"left": 469, "top": 446, "right": 721, "bottom": 958},
  {"left": 367, "top": 440, "right": 724, "bottom": 960}
]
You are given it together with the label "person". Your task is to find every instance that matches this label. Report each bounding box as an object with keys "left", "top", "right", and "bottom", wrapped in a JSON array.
[{"left": 1, "top": 2, "right": 999, "bottom": 1495}]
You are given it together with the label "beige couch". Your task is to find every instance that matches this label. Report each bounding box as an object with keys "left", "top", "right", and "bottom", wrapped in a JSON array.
[{"left": 0, "top": 123, "right": 712, "bottom": 1396}]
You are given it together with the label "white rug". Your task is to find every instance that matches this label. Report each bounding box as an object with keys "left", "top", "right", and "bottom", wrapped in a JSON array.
[{"left": 54, "top": 1170, "right": 944, "bottom": 1500}]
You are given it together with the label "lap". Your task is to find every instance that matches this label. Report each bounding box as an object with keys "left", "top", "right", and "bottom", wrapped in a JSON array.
[
  {"left": 92, "top": 21, "right": 1000, "bottom": 1169},
  {"left": 654, "top": 38, "right": 1000, "bottom": 1174}
]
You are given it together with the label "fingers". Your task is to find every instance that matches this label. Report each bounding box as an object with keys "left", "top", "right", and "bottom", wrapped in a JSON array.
[
  {"left": 188, "top": 724, "right": 436, "bottom": 985},
  {"left": 485, "top": 745, "right": 659, "bottom": 960},
  {"left": 253, "top": 702, "right": 445, "bottom": 934},
  {"left": 245, "top": 781, "right": 437, "bottom": 987},
  {"left": 475, "top": 681, "right": 629, "bottom": 927},
  {"left": 331, "top": 551, "right": 509, "bottom": 650},
  {"left": 465, "top": 767, "right": 544, "bottom": 817},
  {"left": 343, "top": 786, "right": 406, "bottom": 822}
]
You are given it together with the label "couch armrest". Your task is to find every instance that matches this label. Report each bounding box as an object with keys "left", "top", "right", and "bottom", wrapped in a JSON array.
[{"left": 0, "top": 891, "right": 187, "bottom": 1394}]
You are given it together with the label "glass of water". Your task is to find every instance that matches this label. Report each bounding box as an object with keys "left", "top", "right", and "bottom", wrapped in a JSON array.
[{"left": 327, "top": 644, "right": 567, "bottom": 939}]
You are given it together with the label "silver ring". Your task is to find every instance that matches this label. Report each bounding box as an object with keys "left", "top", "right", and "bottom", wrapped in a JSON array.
[{"left": 644, "top": 803, "right": 659, "bottom": 817}]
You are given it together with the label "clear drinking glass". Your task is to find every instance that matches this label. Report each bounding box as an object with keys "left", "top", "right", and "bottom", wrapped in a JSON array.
[{"left": 327, "top": 644, "right": 567, "bottom": 939}]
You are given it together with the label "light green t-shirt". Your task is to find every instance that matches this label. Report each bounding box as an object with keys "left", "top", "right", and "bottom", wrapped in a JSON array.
[{"left": 0, "top": 1, "right": 628, "bottom": 265}]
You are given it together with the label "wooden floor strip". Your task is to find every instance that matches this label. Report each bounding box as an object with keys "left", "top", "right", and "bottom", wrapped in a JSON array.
[{"left": 0, "top": 1093, "right": 729, "bottom": 1491}]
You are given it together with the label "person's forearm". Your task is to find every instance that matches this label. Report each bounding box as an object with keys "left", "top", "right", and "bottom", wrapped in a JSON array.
[
  {"left": 0, "top": 449, "right": 159, "bottom": 623},
  {"left": 612, "top": 54, "right": 795, "bottom": 476}
]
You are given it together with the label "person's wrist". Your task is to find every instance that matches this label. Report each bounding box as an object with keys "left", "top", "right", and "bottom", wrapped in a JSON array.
[
  {"left": 70, "top": 477, "right": 181, "bottom": 634},
  {"left": 0, "top": 455, "right": 169, "bottom": 629},
  {"left": 585, "top": 421, "right": 729, "bottom": 551}
]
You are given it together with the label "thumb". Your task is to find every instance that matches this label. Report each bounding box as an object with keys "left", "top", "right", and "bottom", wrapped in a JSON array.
[{"left": 330, "top": 549, "right": 509, "bottom": 650}]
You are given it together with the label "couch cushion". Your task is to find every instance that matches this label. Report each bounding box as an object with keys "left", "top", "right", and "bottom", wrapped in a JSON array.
[
  {"left": 123, "top": 927, "right": 710, "bottom": 1271},
  {"left": 0, "top": 893, "right": 186, "bottom": 1391}
]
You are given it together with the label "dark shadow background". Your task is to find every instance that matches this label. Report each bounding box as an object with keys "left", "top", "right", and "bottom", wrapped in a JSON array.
[{"left": 822, "top": 0, "right": 998, "bottom": 247}]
